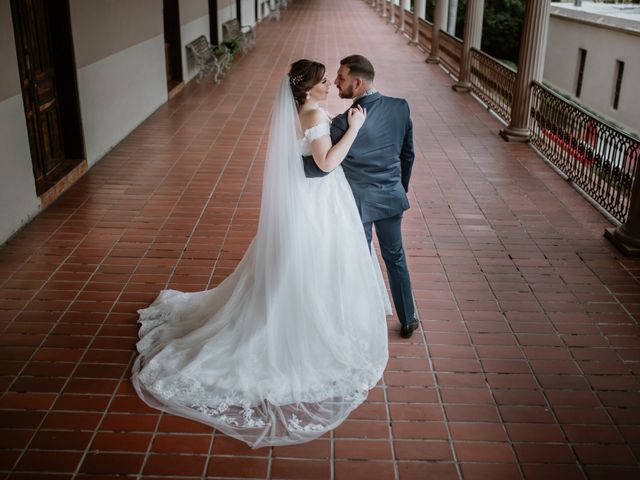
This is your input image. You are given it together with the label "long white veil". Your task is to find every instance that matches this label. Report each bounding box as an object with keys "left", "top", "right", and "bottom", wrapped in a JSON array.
[{"left": 253, "top": 77, "right": 308, "bottom": 322}]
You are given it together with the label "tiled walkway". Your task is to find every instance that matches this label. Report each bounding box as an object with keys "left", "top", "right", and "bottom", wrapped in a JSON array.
[{"left": 1, "top": 0, "right": 640, "bottom": 478}]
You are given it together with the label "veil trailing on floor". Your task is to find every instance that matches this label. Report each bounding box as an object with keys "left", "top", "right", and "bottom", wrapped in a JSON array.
[{"left": 131, "top": 76, "right": 389, "bottom": 448}]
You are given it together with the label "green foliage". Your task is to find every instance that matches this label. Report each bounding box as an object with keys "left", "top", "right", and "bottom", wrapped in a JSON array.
[
  {"left": 425, "top": 0, "right": 435, "bottom": 22},
  {"left": 223, "top": 38, "right": 241, "bottom": 54},
  {"left": 453, "top": 0, "right": 525, "bottom": 65}
]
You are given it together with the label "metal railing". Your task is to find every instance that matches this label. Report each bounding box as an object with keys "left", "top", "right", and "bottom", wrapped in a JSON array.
[
  {"left": 438, "top": 31, "right": 462, "bottom": 79},
  {"left": 469, "top": 48, "right": 516, "bottom": 124},
  {"left": 530, "top": 82, "right": 640, "bottom": 223}
]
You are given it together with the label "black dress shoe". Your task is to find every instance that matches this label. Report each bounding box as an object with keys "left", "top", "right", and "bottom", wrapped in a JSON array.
[{"left": 400, "top": 319, "right": 419, "bottom": 339}]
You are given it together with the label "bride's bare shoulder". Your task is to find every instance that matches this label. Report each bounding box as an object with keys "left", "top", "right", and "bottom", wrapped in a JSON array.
[{"left": 299, "top": 108, "right": 325, "bottom": 130}]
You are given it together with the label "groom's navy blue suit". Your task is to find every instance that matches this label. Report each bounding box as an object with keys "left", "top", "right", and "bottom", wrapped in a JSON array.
[{"left": 303, "top": 92, "right": 415, "bottom": 326}]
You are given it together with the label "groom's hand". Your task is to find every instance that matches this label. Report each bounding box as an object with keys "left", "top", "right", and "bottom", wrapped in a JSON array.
[{"left": 302, "top": 155, "right": 330, "bottom": 178}]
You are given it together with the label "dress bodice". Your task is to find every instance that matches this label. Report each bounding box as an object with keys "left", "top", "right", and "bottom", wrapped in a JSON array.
[{"left": 299, "top": 107, "right": 332, "bottom": 156}]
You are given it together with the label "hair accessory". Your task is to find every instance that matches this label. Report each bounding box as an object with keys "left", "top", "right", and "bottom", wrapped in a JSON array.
[{"left": 290, "top": 74, "right": 304, "bottom": 87}]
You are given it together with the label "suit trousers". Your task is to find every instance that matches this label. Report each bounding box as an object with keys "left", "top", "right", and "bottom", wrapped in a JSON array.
[{"left": 362, "top": 213, "right": 415, "bottom": 326}]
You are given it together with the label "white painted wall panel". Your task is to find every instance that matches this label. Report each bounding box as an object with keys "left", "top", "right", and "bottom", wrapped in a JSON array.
[
  {"left": 0, "top": 95, "right": 41, "bottom": 244},
  {"left": 76, "top": 35, "right": 168, "bottom": 167},
  {"left": 544, "top": 15, "right": 640, "bottom": 133}
]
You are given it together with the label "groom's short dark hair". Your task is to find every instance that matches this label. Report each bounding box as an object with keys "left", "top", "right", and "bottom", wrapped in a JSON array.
[{"left": 340, "top": 55, "right": 375, "bottom": 82}]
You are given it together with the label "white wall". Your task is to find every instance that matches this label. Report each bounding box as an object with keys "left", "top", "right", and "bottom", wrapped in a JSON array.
[
  {"left": 0, "top": 1, "right": 41, "bottom": 244},
  {"left": 544, "top": 14, "right": 640, "bottom": 134},
  {"left": 75, "top": 35, "right": 167, "bottom": 166},
  {"left": 0, "top": 95, "right": 41, "bottom": 244},
  {"left": 218, "top": 0, "right": 237, "bottom": 42},
  {"left": 241, "top": 0, "right": 257, "bottom": 26}
]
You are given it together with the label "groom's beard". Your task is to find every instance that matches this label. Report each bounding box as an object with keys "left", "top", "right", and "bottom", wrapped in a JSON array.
[{"left": 338, "top": 85, "right": 355, "bottom": 99}]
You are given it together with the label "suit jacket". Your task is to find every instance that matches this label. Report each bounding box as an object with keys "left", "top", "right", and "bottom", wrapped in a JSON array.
[{"left": 303, "top": 92, "right": 414, "bottom": 223}]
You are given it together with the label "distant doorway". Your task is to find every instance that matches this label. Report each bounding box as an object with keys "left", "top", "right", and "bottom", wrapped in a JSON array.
[
  {"left": 10, "top": 0, "right": 85, "bottom": 197},
  {"left": 209, "top": 0, "right": 219, "bottom": 45},
  {"left": 163, "top": 0, "right": 183, "bottom": 94}
]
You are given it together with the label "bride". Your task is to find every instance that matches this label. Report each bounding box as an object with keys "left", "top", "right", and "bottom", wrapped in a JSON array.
[{"left": 132, "top": 59, "right": 390, "bottom": 448}]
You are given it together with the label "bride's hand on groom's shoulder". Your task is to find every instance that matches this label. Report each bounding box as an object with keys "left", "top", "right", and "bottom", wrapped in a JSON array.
[{"left": 347, "top": 105, "right": 367, "bottom": 131}]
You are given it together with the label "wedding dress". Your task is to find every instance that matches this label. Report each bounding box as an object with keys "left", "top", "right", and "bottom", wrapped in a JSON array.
[{"left": 131, "top": 77, "right": 390, "bottom": 448}]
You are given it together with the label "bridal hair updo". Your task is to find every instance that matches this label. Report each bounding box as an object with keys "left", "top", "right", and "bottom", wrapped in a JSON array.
[{"left": 289, "top": 59, "right": 326, "bottom": 110}]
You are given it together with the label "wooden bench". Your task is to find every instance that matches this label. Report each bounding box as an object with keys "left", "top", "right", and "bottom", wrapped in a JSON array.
[
  {"left": 186, "top": 35, "right": 229, "bottom": 83},
  {"left": 260, "top": 0, "right": 281, "bottom": 21},
  {"left": 222, "top": 19, "right": 256, "bottom": 54}
]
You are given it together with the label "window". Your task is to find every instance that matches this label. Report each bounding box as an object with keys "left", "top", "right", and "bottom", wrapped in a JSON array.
[
  {"left": 575, "top": 48, "right": 587, "bottom": 98},
  {"left": 612, "top": 60, "right": 624, "bottom": 110}
]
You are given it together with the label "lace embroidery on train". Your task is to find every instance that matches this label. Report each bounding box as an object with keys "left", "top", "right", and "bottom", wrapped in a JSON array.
[{"left": 135, "top": 295, "right": 380, "bottom": 441}]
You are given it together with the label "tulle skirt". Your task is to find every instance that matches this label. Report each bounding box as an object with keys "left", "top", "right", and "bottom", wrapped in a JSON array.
[{"left": 131, "top": 167, "right": 390, "bottom": 448}]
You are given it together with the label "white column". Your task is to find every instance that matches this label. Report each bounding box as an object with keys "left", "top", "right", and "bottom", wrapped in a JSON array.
[
  {"left": 388, "top": 0, "right": 395, "bottom": 24},
  {"left": 410, "top": 0, "right": 425, "bottom": 45},
  {"left": 397, "top": 0, "right": 407, "bottom": 33},
  {"left": 500, "top": 0, "right": 551, "bottom": 142},
  {"left": 427, "top": 0, "right": 450, "bottom": 64},
  {"left": 382, "top": 0, "right": 388, "bottom": 17},
  {"left": 453, "top": 0, "right": 484, "bottom": 91}
]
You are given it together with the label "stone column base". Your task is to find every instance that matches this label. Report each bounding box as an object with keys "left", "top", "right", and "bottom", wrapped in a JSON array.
[
  {"left": 452, "top": 83, "right": 471, "bottom": 92},
  {"left": 605, "top": 227, "right": 640, "bottom": 257},
  {"left": 499, "top": 126, "right": 530, "bottom": 143}
]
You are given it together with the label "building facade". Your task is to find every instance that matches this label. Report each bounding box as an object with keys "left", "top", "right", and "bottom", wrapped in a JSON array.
[{"left": 543, "top": 1, "right": 640, "bottom": 135}]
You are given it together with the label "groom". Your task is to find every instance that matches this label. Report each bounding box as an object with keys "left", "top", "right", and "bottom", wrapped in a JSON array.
[{"left": 303, "top": 54, "right": 418, "bottom": 339}]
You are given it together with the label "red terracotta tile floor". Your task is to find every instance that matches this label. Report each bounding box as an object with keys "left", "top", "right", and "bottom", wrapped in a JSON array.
[{"left": 1, "top": 0, "right": 640, "bottom": 478}]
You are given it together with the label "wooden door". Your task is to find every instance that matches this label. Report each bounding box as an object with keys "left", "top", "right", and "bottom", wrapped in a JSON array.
[
  {"left": 209, "top": 0, "right": 219, "bottom": 45},
  {"left": 11, "top": 0, "right": 65, "bottom": 194},
  {"left": 163, "top": 0, "right": 183, "bottom": 91}
]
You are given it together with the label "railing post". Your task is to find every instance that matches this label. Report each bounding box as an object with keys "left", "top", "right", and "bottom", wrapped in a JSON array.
[
  {"left": 382, "top": 0, "right": 388, "bottom": 17},
  {"left": 409, "top": 0, "right": 425, "bottom": 45},
  {"left": 397, "top": 0, "right": 407, "bottom": 33},
  {"left": 605, "top": 172, "right": 640, "bottom": 256},
  {"left": 453, "top": 0, "right": 485, "bottom": 92},
  {"left": 427, "top": 0, "right": 450, "bottom": 64},
  {"left": 500, "top": 0, "right": 551, "bottom": 143},
  {"left": 388, "top": 0, "right": 395, "bottom": 24}
]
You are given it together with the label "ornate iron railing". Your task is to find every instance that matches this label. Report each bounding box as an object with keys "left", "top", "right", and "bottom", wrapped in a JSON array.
[
  {"left": 530, "top": 82, "right": 640, "bottom": 223},
  {"left": 438, "top": 30, "right": 462, "bottom": 78},
  {"left": 469, "top": 48, "right": 516, "bottom": 124},
  {"left": 417, "top": 18, "right": 433, "bottom": 52}
]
